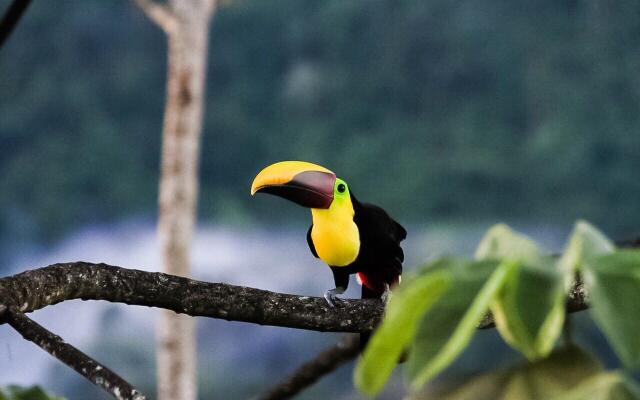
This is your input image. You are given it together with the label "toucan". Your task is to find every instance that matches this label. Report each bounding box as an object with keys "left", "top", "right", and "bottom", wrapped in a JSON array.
[{"left": 251, "top": 161, "right": 406, "bottom": 348}]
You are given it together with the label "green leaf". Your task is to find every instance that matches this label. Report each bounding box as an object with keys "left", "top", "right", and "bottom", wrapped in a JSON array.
[
  {"left": 354, "top": 269, "right": 451, "bottom": 395},
  {"left": 583, "top": 250, "right": 640, "bottom": 368},
  {"left": 474, "top": 224, "right": 544, "bottom": 264},
  {"left": 556, "top": 372, "right": 640, "bottom": 400},
  {"left": 559, "top": 221, "right": 615, "bottom": 285},
  {"left": 408, "top": 259, "right": 513, "bottom": 390},
  {"left": 490, "top": 259, "right": 566, "bottom": 360},
  {"left": 407, "top": 346, "right": 603, "bottom": 400},
  {"left": 474, "top": 224, "right": 564, "bottom": 360}
]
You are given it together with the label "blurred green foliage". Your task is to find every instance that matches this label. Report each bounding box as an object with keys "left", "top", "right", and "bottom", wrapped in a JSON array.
[
  {"left": 412, "top": 346, "right": 640, "bottom": 400},
  {"left": 0, "top": 386, "right": 64, "bottom": 400},
  {"left": 586, "top": 250, "right": 640, "bottom": 368},
  {"left": 355, "top": 268, "right": 450, "bottom": 394},
  {"left": 1, "top": 0, "right": 640, "bottom": 244},
  {"left": 356, "top": 221, "right": 640, "bottom": 396}
]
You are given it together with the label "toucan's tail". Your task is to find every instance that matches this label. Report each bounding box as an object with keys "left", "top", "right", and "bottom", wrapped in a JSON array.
[
  {"left": 359, "top": 332, "right": 372, "bottom": 352},
  {"left": 359, "top": 279, "right": 382, "bottom": 351}
]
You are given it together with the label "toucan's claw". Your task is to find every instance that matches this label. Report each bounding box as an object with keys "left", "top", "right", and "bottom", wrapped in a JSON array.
[
  {"left": 381, "top": 283, "right": 392, "bottom": 304},
  {"left": 324, "top": 287, "right": 345, "bottom": 308}
]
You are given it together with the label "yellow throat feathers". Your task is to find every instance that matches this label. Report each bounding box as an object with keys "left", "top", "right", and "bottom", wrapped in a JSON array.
[{"left": 310, "top": 195, "right": 360, "bottom": 267}]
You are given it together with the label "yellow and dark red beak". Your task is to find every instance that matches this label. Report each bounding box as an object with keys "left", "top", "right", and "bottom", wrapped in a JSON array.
[{"left": 251, "top": 161, "right": 336, "bottom": 209}]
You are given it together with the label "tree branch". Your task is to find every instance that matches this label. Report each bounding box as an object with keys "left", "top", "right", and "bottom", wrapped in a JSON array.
[
  {"left": 133, "top": 0, "right": 177, "bottom": 33},
  {"left": 0, "top": 262, "right": 588, "bottom": 333},
  {"left": 3, "top": 308, "right": 147, "bottom": 400},
  {"left": 0, "top": 0, "right": 32, "bottom": 49},
  {"left": 0, "top": 262, "right": 385, "bottom": 332},
  {"left": 255, "top": 335, "right": 360, "bottom": 400}
]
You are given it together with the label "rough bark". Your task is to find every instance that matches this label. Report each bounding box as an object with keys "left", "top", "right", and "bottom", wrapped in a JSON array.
[
  {"left": 135, "top": 1, "right": 216, "bottom": 400},
  {"left": 0, "top": 262, "right": 588, "bottom": 333},
  {"left": 3, "top": 308, "right": 147, "bottom": 400},
  {"left": 0, "top": 262, "right": 385, "bottom": 332}
]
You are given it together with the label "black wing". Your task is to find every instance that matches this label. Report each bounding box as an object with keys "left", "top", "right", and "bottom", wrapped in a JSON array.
[
  {"left": 307, "top": 225, "right": 319, "bottom": 258},
  {"left": 352, "top": 192, "right": 406, "bottom": 278}
]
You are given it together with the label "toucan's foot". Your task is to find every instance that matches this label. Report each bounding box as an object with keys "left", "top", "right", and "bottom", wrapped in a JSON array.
[
  {"left": 381, "top": 283, "right": 391, "bottom": 304},
  {"left": 324, "top": 287, "right": 346, "bottom": 308}
]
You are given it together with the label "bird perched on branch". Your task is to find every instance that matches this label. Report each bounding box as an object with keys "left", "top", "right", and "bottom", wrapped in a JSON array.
[{"left": 251, "top": 161, "right": 406, "bottom": 348}]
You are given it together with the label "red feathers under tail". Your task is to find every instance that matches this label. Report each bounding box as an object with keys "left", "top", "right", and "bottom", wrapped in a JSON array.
[
  {"left": 358, "top": 272, "right": 395, "bottom": 350},
  {"left": 357, "top": 272, "right": 406, "bottom": 362}
]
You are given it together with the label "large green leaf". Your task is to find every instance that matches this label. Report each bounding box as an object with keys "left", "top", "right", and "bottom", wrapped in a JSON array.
[
  {"left": 407, "top": 259, "right": 513, "bottom": 390},
  {"left": 474, "top": 224, "right": 544, "bottom": 263},
  {"left": 407, "top": 346, "right": 606, "bottom": 400},
  {"left": 556, "top": 372, "right": 640, "bottom": 400},
  {"left": 474, "top": 224, "right": 565, "bottom": 360},
  {"left": 583, "top": 250, "right": 640, "bottom": 368},
  {"left": 354, "top": 269, "right": 451, "bottom": 395},
  {"left": 559, "top": 221, "right": 615, "bottom": 286},
  {"left": 490, "top": 259, "right": 566, "bottom": 360}
]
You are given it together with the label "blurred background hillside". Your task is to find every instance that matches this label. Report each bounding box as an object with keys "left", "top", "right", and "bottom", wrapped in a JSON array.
[{"left": 1, "top": 0, "right": 639, "bottom": 399}]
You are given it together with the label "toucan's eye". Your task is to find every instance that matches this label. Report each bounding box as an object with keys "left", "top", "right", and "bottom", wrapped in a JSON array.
[{"left": 337, "top": 183, "right": 346, "bottom": 193}]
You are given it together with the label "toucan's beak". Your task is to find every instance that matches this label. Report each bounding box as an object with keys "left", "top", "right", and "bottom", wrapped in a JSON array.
[{"left": 251, "top": 161, "right": 336, "bottom": 209}]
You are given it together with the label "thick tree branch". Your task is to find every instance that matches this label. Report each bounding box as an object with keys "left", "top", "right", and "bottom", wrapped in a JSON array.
[
  {"left": 0, "top": 0, "right": 32, "bottom": 49},
  {"left": 255, "top": 335, "right": 360, "bottom": 400},
  {"left": 0, "top": 262, "right": 384, "bottom": 332},
  {"left": 0, "top": 262, "right": 588, "bottom": 333},
  {"left": 3, "top": 308, "right": 147, "bottom": 400}
]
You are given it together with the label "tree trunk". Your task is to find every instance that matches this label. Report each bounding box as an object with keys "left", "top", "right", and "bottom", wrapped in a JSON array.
[{"left": 134, "top": 1, "right": 216, "bottom": 400}]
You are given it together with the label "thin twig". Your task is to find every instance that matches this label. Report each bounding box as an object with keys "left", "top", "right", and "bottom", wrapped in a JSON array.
[
  {"left": 255, "top": 335, "right": 360, "bottom": 400},
  {"left": 133, "top": 0, "right": 177, "bottom": 33},
  {"left": 0, "top": 0, "right": 32, "bottom": 49},
  {"left": 4, "top": 308, "right": 147, "bottom": 400}
]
